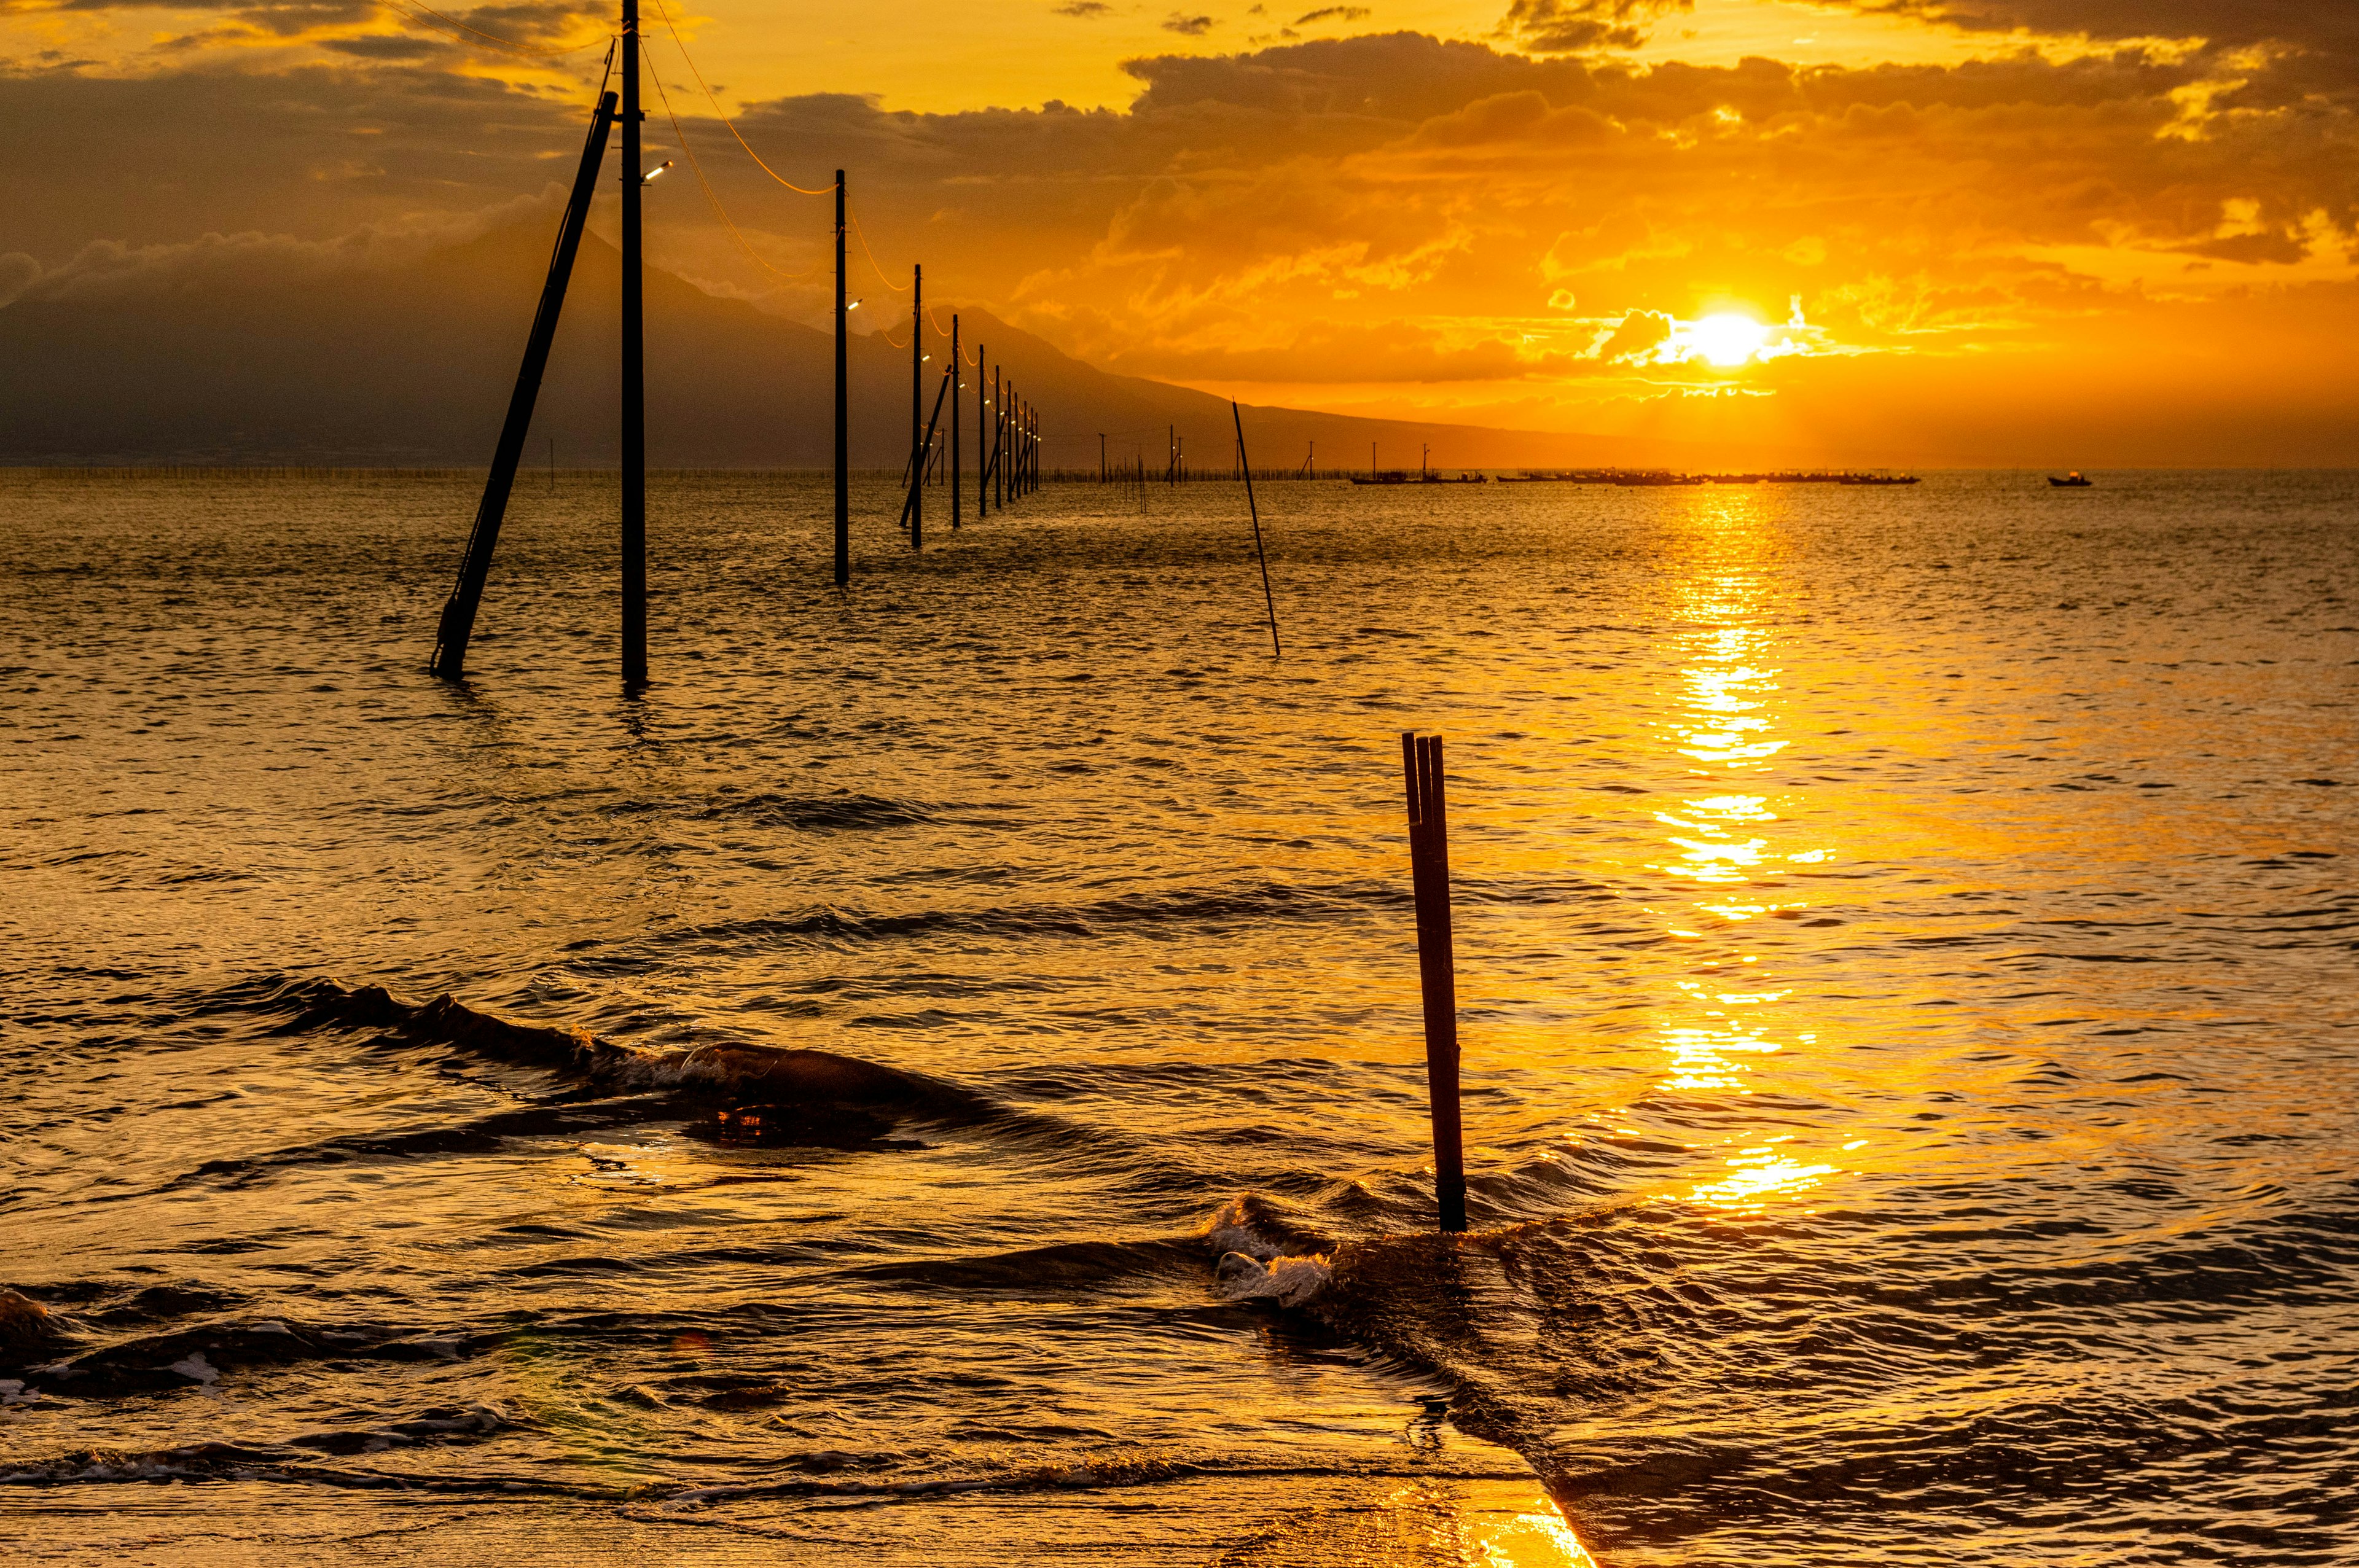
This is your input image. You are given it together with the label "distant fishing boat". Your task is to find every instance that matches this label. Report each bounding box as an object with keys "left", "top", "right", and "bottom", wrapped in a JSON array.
[
  {"left": 1838, "top": 473, "right": 1921, "bottom": 486},
  {"left": 2049, "top": 471, "right": 2093, "bottom": 488}
]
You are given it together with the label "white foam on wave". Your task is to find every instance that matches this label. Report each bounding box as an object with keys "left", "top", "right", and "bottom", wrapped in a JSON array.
[
  {"left": 1213, "top": 1250, "right": 1332, "bottom": 1308},
  {"left": 1199, "top": 1195, "right": 1334, "bottom": 1308}
]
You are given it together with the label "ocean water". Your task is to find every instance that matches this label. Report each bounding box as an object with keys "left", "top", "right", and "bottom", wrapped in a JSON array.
[{"left": 2, "top": 468, "right": 2354, "bottom": 1565}]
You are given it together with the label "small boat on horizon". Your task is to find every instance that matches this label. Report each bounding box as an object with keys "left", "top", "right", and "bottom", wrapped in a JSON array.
[{"left": 2049, "top": 471, "right": 2093, "bottom": 488}]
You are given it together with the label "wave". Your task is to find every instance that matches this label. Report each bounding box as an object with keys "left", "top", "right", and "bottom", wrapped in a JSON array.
[
  {"left": 603, "top": 789, "right": 999, "bottom": 834},
  {"left": 0, "top": 1303, "right": 501, "bottom": 1395},
  {"left": 266, "top": 979, "right": 986, "bottom": 1118}
]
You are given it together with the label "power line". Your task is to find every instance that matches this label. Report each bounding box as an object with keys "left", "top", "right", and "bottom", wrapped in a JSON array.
[
  {"left": 646, "top": 0, "right": 834, "bottom": 195},
  {"left": 643, "top": 48, "right": 824, "bottom": 281}
]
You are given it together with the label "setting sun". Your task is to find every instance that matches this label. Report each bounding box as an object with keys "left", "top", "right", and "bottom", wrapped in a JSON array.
[{"left": 1688, "top": 313, "right": 1772, "bottom": 368}]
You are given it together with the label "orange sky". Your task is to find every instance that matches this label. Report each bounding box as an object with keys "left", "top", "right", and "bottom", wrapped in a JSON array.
[{"left": 3, "top": 0, "right": 2355, "bottom": 462}]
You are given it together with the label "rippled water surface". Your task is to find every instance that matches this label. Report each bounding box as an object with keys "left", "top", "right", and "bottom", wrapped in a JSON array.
[{"left": 4, "top": 469, "right": 2355, "bottom": 1564}]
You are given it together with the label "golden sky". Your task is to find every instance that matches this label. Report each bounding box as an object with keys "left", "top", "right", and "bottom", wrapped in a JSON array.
[{"left": 4, "top": 0, "right": 2355, "bottom": 461}]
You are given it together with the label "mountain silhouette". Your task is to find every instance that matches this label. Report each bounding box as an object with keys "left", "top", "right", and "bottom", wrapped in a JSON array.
[{"left": 0, "top": 219, "right": 1640, "bottom": 469}]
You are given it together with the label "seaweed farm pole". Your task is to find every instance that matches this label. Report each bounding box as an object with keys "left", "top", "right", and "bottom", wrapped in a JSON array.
[
  {"left": 1401, "top": 731, "right": 1466, "bottom": 1233},
  {"left": 620, "top": 0, "right": 647, "bottom": 687},
  {"left": 832, "top": 169, "right": 848, "bottom": 587},
  {"left": 950, "top": 314, "right": 961, "bottom": 531},
  {"left": 993, "top": 372, "right": 1004, "bottom": 510},
  {"left": 975, "top": 345, "right": 987, "bottom": 523},
  {"left": 428, "top": 86, "right": 616, "bottom": 679},
  {"left": 1232, "top": 401, "right": 1280, "bottom": 658}
]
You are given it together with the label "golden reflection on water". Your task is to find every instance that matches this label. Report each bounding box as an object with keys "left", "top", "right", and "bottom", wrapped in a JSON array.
[
  {"left": 1649, "top": 495, "right": 1841, "bottom": 1213},
  {"left": 1461, "top": 1494, "right": 1602, "bottom": 1567}
]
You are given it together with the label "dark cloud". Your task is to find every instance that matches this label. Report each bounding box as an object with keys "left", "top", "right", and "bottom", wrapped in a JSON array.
[
  {"left": 1500, "top": 0, "right": 1689, "bottom": 54},
  {"left": 1826, "top": 0, "right": 2359, "bottom": 107},
  {"left": 323, "top": 33, "right": 442, "bottom": 56},
  {"left": 1052, "top": 1, "right": 1111, "bottom": 14},
  {"left": 1162, "top": 12, "right": 1214, "bottom": 33},
  {"left": 1294, "top": 6, "right": 1369, "bottom": 24}
]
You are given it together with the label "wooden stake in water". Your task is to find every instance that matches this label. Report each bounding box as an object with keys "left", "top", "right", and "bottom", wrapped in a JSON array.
[
  {"left": 1401, "top": 731, "right": 1466, "bottom": 1233},
  {"left": 1230, "top": 401, "right": 1280, "bottom": 658}
]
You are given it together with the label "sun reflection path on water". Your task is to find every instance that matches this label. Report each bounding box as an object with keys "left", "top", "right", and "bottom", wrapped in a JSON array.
[
  {"left": 1461, "top": 1494, "right": 1602, "bottom": 1567},
  {"left": 1644, "top": 499, "right": 1844, "bottom": 1214}
]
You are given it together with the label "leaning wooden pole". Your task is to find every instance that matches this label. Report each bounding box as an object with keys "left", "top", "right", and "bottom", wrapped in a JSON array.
[
  {"left": 1402, "top": 731, "right": 1466, "bottom": 1233},
  {"left": 832, "top": 170, "right": 848, "bottom": 587},
  {"left": 428, "top": 88, "right": 617, "bottom": 679},
  {"left": 898, "top": 364, "right": 953, "bottom": 546},
  {"left": 1232, "top": 402, "right": 1280, "bottom": 658},
  {"left": 619, "top": 0, "right": 646, "bottom": 686}
]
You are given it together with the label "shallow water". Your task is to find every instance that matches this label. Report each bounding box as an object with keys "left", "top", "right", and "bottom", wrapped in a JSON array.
[{"left": 3, "top": 469, "right": 2355, "bottom": 1564}]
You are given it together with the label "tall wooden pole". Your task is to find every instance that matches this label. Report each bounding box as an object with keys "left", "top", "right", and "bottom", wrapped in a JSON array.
[
  {"left": 975, "top": 345, "right": 987, "bottom": 523},
  {"left": 429, "top": 89, "right": 617, "bottom": 679},
  {"left": 833, "top": 170, "right": 848, "bottom": 587},
  {"left": 1402, "top": 731, "right": 1466, "bottom": 1233},
  {"left": 909, "top": 266, "right": 921, "bottom": 542},
  {"left": 620, "top": 0, "right": 646, "bottom": 685},
  {"left": 950, "top": 314, "right": 961, "bottom": 531},
  {"left": 993, "top": 369, "right": 1003, "bottom": 511}
]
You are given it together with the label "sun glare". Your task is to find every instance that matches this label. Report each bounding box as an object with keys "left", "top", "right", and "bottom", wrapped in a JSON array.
[{"left": 1689, "top": 312, "right": 1770, "bottom": 367}]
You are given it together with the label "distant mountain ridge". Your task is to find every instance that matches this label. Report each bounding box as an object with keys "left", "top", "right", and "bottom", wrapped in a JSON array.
[{"left": 0, "top": 220, "right": 1649, "bottom": 469}]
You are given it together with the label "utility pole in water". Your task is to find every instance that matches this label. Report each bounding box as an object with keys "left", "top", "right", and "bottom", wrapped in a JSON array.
[
  {"left": 950, "top": 314, "right": 961, "bottom": 531},
  {"left": 620, "top": 0, "right": 646, "bottom": 687},
  {"left": 909, "top": 265, "right": 922, "bottom": 544},
  {"left": 833, "top": 170, "right": 848, "bottom": 587}
]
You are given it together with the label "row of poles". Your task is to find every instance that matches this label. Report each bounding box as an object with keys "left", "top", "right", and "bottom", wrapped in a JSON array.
[
  {"left": 878, "top": 263, "right": 1041, "bottom": 564},
  {"left": 428, "top": 0, "right": 1048, "bottom": 682}
]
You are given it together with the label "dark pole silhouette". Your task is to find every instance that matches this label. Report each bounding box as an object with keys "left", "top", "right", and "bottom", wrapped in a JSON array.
[
  {"left": 620, "top": 0, "right": 646, "bottom": 687},
  {"left": 898, "top": 364, "right": 953, "bottom": 545},
  {"left": 1401, "top": 731, "right": 1466, "bottom": 1233},
  {"left": 950, "top": 314, "right": 961, "bottom": 531},
  {"left": 909, "top": 265, "right": 921, "bottom": 542},
  {"left": 1232, "top": 402, "right": 1280, "bottom": 658},
  {"left": 833, "top": 170, "right": 848, "bottom": 587},
  {"left": 976, "top": 346, "right": 988, "bottom": 522},
  {"left": 993, "top": 369, "right": 1004, "bottom": 511},
  {"left": 429, "top": 88, "right": 617, "bottom": 679}
]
